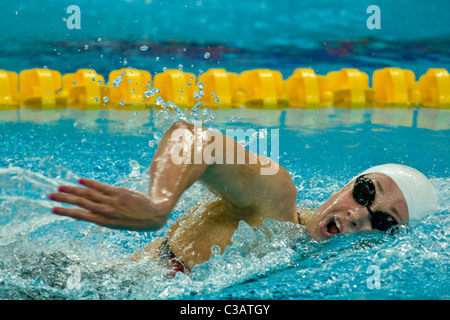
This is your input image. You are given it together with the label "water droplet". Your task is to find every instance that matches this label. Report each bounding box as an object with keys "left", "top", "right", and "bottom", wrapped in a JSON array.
[
  {"left": 112, "top": 71, "right": 126, "bottom": 88},
  {"left": 73, "top": 121, "right": 79, "bottom": 127},
  {"left": 84, "top": 45, "right": 89, "bottom": 50},
  {"left": 155, "top": 56, "right": 160, "bottom": 61},
  {"left": 214, "top": 96, "right": 220, "bottom": 102},
  {"left": 140, "top": 45, "right": 149, "bottom": 51},
  {"left": 81, "top": 138, "right": 87, "bottom": 143},
  {"left": 129, "top": 160, "right": 139, "bottom": 168},
  {"left": 103, "top": 96, "right": 109, "bottom": 102},
  {"left": 204, "top": 52, "right": 210, "bottom": 59},
  {"left": 154, "top": 132, "right": 162, "bottom": 141},
  {"left": 166, "top": 101, "right": 186, "bottom": 120},
  {"left": 144, "top": 87, "right": 161, "bottom": 97},
  {"left": 227, "top": 115, "right": 240, "bottom": 123},
  {"left": 178, "top": 64, "right": 183, "bottom": 70},
  {"left": 94, "top": 97, "right": 99, "bottom": 102},
  {"left": 211, "top": 245, "right": 221, "bottom": 256},
  {"left": 194, "top": 82, "right": 205, "bottom": 100},
  {"left": 73, "top": 81, "right": 77, "bottom": 85},
  {"left": 149, "top": 132, "right": 162, "bottom": 147},
  {"left": 155, "top": 96, "right": 164, "bottom": 105},
  {"left": 120, "top": 100, "right": 125, "bottom": 106},
  {"left": 258, "top": 129, "right": 267, "bottom": 139},
  {"left": 191, "top": 102, "right": 203, "bottom": 119}
]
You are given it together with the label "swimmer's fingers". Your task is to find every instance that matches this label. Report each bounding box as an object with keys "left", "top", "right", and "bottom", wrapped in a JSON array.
[
  {"left": 51, "top": 207, "right": 112, "bottom": 227},
  {"left": 49, "top": 192, "right": 113, "bottom": 215},
  {"left": 77, "top": 178, "right": 118, "bottom": 195},
  {"left": 55, "top": 185, "right": 110, "bottom": 204}
]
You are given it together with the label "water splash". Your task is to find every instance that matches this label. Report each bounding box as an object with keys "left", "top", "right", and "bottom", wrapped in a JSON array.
[{"left": 1, "top": 113, "right": 448, "bottom": 299}]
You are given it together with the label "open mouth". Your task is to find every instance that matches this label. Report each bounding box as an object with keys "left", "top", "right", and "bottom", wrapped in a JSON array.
[{"left": 322, "top": 217, "right": 342, "bottom": 238}]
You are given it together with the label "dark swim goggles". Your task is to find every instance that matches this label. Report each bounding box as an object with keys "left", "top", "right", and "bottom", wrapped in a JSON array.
[{"left": 352, "top": 175, "right": 398, "bottom": 231}]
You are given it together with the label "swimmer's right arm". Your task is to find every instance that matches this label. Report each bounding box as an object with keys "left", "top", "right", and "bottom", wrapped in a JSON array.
[
  {"left": 49, "top": 120, "right": 297, "bottom": 230},
  {"left": 49, "top": 121, "right": 208, "bottom": 231}
]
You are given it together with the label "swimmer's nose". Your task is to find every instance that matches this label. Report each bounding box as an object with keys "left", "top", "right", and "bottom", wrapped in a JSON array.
[{"left": 346, "top": 207, "right": 372, "bottom": 232}]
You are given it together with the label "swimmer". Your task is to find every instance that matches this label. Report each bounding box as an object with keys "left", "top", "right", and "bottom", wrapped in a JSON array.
[{"left": 49, "top": 120, "right": 438, "bottom": 272}]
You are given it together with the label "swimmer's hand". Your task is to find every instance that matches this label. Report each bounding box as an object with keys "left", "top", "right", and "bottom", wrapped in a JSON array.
[{"left": 49, "top": 179, "right": 170, "bottom": 231}]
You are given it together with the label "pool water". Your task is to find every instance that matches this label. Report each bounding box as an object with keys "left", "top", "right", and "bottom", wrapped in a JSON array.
[
  {"left": 2, "top": 1, "right": 450, "bottom": 78},
  {"left": 1, "top": 0, "right": 449, "bottom": 300},
  {"left": 0, "top": 107, "right": 448, "bottom": 299}
]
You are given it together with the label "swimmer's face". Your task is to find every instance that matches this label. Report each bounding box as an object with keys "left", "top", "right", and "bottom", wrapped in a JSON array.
[{"left": 305, "top": 173, "right": 409, "bottom": 241}]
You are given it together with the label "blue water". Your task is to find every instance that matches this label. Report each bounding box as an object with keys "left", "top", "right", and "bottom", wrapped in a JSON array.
[
  {"left": 0, "top": 0, "right": 449, "bottom": 300},
  {"left": 1, "top": 1, "right": 450, "bottom": 77},
  {"left": 0, "top": 108, "right": 449, "bottom": 299}
]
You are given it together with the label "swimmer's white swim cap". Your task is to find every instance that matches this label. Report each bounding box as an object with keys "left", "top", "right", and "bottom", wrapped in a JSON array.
[{"left": 359, "top": 164, "right": 438, "bottom": 220}]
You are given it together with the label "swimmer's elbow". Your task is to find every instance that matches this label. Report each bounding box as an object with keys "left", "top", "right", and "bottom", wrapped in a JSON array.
[{"left": 170, "top": 120, "right": 192, "bottom": 132}]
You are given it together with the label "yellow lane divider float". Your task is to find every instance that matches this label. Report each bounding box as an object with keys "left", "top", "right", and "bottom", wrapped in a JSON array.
[{"left": 0, "top": 67, "right": 449, "bottom": 110}]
